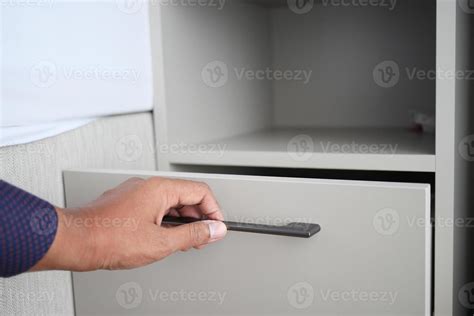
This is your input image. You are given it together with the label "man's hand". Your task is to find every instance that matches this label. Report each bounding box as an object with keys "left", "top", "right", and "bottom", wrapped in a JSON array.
[{"left": 32, "top": 177, "right": 227, "bottom": 272}]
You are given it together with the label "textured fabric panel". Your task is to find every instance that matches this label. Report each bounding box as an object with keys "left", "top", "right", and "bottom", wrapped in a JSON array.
[{"left": 0, "top": 112, "right": 156, "bottom": 316}]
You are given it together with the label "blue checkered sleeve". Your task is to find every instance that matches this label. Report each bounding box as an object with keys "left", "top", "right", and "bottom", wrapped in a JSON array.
[{"left": 0, "top": 180, "right": 58, "bottom": 277}]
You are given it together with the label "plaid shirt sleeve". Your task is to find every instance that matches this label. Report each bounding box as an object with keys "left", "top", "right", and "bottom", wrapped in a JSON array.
[{"left": 0, "top": 180, "right": 58, "bottom": 277}]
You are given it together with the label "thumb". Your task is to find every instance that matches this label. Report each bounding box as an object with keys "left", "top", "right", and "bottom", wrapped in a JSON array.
[{"left": 167, "top": 220, "right": 227, "bottom": 251}]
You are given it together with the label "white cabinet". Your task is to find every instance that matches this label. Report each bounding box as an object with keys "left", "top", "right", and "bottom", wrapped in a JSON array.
[
  {"left": 148, "top": 1, "right": 467, "bottom": 314},
  {"left": 65, "top": 0, "right": 470, "bottom": 315}
]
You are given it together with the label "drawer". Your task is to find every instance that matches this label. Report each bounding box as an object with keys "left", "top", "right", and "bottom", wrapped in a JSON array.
[{"left": 64, "top": 169, "right": 431, "bottom": 316}]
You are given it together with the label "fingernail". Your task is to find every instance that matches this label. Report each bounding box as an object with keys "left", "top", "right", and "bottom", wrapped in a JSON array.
[{"left": 204, "top": 220, "right": 227, "bottom": 242}]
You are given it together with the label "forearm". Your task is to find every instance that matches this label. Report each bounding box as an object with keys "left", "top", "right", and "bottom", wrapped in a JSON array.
[
  {"left": 30, "top": 207, "right": 97, "bottom": 272},
  {"left": 0, "top": 180, "right": 58, "bottom": 277},
  {"left": 1, "top": 177, "right": 227, "bottom": 276}
]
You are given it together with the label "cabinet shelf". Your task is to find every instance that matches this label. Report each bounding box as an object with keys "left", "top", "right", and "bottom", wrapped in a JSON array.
[{"left": 165, "top": 127, "right": 435, "bottom": 172}]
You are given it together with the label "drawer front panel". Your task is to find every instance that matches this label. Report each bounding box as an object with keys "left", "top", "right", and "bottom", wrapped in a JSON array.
[{"left": 64, "top": 170, "right": 431, "bottom": 316}]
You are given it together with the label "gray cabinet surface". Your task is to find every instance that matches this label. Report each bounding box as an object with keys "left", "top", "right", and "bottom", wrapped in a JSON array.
[{"left": 65, "top": 169, "right": 431, "bottom": 316}]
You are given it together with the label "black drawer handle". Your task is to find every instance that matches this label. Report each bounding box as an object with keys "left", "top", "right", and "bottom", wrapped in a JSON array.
[{"left": 162, "top": 216, "right": 321, "bottom": 238}]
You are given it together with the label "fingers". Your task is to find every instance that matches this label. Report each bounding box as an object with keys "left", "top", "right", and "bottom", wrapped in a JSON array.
[
  {"left": 165, "top": 220, "right": 227, "bottom": 252},
  {"left": 149, "top": 178, "right": 224, "bottom": 221},
  {"left": 176, "top": 206, "right": 203, "bottom": 219},
  {"left": 173, "top": 181, "right": 223, "bottom": 220}
]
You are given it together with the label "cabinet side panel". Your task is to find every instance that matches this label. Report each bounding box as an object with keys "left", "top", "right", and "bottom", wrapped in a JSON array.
[
  {"left": 435, "top": 0, "right": 457, "bottom": 315},
  {"left": 156, "top": 3, "right": 274, "bottom": 146},
  {"left": 453, "top": 2, "right": 474, "bottom": 316}
]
